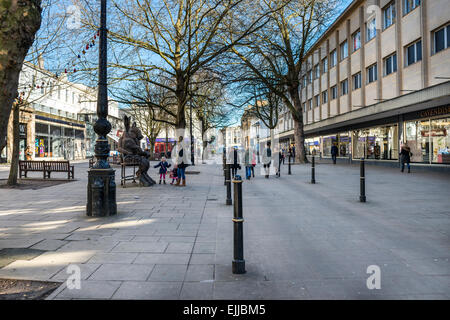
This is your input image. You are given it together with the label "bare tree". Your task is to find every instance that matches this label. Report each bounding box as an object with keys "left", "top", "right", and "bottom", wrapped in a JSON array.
[
  {"left": 0, "top": 0, "right": 42, "bottom": 156},
  {"left": 226, "top": 0, "right": 339, "bottom": 163},
  {"left": 72, "top": 0, "right": 282, "bottom": 132}
]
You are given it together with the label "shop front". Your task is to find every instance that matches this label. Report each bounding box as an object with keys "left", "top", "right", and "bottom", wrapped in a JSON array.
[
  {"left": 352, "top": 124, "right": 398, "bottom": 160},
  {"left": 404, "top": 106, "right": 450, "bottom": 164}
]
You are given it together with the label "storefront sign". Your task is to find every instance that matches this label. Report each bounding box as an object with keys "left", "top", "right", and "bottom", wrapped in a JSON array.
[
  {"left": 421, "top": 129, "right": 447, "bottom": 137},
  {"left": 418, "top": 106, "right": 450, "bottom": 119}
]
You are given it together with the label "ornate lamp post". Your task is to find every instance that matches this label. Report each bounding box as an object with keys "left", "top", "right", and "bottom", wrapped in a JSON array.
[{"left": 86, "top": 0, "right": 117, "bottom": 216}]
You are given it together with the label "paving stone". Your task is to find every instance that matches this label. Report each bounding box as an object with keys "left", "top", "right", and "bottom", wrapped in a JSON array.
[
  {"left": 112, "top": 281, "right": 182, "bottom": 299},
  {"left": 52, "top": 263, "right": 101, "bottom": 280},
  {"left": 165, "top": 242, "right": 194, "bottom": 253},
  {"left": 148, "top": 264, "right": 187, "bottom": 281},
  {"left": 88, "top": 252, "right": 139, "bottom": 264},
  {"left": 89, "top": 263, "right": 154, "bottom": 281},
  {"left": 133, "top": 253, "right": 191, "bottom": 265},
  {"left": 180, "top": 282, "right": 214, "bottom": 300},
  {"left": 185, "top": 264, "right": 214, "bottom": 282},
  {"left": 56, "top": 280, "right": 122, "bottom": 299},
  {"left": 31, "top": 239, "right": 68, "bottom": 251},
  {"left": 112, "top": 241, "right": 168, "bottom": 253}
]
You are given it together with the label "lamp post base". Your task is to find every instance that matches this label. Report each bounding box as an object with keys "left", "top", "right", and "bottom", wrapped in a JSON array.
[
  {"left": 232, "top": 260, "right": 246, "bottom": 274},
  {"left": 87, "top": 168, "right": 117, "bottom": 216}
]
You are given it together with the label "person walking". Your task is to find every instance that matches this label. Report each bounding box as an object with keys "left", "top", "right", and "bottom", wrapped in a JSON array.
[
  {"left": 244, "top": 147, "right": 252, "bottom": 180},
  {"left": 400, "top": 142, "right": 412, "bottom": 173},
  {"left": 331, "top": 143, "right": 338, "bottom": 164},
  {"left": 154, "top": 156, "right": 171, "bottom": 184},
  {"left": 262, "top": 141, "right": 272, "bottom": 178},
  {"left": 276, "top": 148, "right": 282, "bottom": 177},
  {"left": 251, "top": 147, "right": 256, "bottom": 178},
  {"left": 174, "top": 136, "right": 188, "bottom": 186}
]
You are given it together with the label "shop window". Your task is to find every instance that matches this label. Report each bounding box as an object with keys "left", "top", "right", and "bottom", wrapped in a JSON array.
[
  {"left": 35, "top": 136, "right": 49, "bottom": 158},
  {"left": 35, "top": 122, "right": 49, "bottom": 135},
  {"left": 405, "top": 120, "right": 430, "bottom": 163},
  {"left": 322, "top": 135, "right": 337, "bottom": 156},
  {"left": 405, "top": 40, "right": 422, "bottom": 66},
  {"left": 352, "top": 29, "right": 361, "bottom": 52},
  {"left": 430, "top": 118, "right": 450, "bottom": 164}
]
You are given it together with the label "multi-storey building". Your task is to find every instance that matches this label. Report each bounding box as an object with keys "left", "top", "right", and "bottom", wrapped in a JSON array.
[
  {"left": 1, "top": 60, "right": 121, "bottom": 162},
  {"left": 288, "top": 0, "right": 450, "bottom": 168}
]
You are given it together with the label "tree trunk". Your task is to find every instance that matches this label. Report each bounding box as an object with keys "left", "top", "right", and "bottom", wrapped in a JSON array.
[
  {"left": 289, "top": 84, "right": 307, "bottom": 164},
  {"left": 7, "top": 104, "right": 19, "bottom": 185},
  {"left": 0, "top": 0, "right": 42, "bottom": 149}
]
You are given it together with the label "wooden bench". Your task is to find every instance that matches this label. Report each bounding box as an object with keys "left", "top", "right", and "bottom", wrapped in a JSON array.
[
  {"left": 45, "top": 161, "right": 74, "bottom": 179},
  {"left": 19, "top": 160, "right": 74, "bottom": 180}
]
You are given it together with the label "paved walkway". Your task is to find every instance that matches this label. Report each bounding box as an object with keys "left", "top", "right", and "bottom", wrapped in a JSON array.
[{"left": 0, "top": 161, "right": 449, "bottom": 299}]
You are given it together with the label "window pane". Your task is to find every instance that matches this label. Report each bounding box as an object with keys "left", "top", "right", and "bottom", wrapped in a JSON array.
[
  {"left": 407, "top": 44, "right": 415, "bottom": 65},
  {"left": 393, "top": 54, "right": 397, "bottom": 72},
  {"left": 447, "top": 26, "right": 450, "bottom": 49},
  {"left": 416, "top": 41, "right": 422, "bottom": 61},
  {"left": 435, "top": 28, "right": 445, "bottom": 53}
]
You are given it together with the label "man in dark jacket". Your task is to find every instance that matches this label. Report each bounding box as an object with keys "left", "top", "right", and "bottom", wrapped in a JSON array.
[
  {"left": 400, "top": 143, "right": 412, "bottom": 173},
  {"left": 331, "top": 143, "right": 338, "bottom": 164}
]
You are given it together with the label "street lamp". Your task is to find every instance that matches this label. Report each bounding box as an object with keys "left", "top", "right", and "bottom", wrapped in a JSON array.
[{"left": 86, "top": 0, "right": 117, "bottom": 217}]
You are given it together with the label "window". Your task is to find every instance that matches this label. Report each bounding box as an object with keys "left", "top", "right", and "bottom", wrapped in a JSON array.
[
  {"left": 322, "top": 57, "right": 328, "bottom": 73},
  {"left": 405, "top": 40, "right": 422, "bottom": 66},
  {"left": 353, "top": 72, "right": 362, "bottom": 90},
  {"left": 341, "top": 79, "right": 348, "bottom": 95},
  {"left": 403, "top": 0, "right": 420, "bottom": 15},
  {"left": 65, "top": 89, "right": 68, "bottom": 102},
  {"left": 331, "top": 86, "right": 338, "bottom": 100},
  {"left": 314, "top": 95, "right": 319, "bottom": 107},
  {"left": 366, "top": 18, "right": 377, "bottom": 41},
  {"left": 340, "top": 41, "right": 348, "bottom": 60},
  {"left": 57, "top": 86, "right": 61, "bottom": 99},
  {"left": 314, "top": 64, "right": 320, "bottom": 79},
  {"left": 384, "top": 53, "right": 397, "bottom": 76},
  {"left": 322, "top": 91, "right": 328, "bottom": 104},
  {"left": 383, "top": 2, "right": 396, "bottom": 30},
  {"left": 433, "top": 24, "right": 450, "bottom": 54},
  {"left": 330, "top": 50, "right": 337, "bottom": 68},
  {"left": 302, "top": 77, "right": 307, "bottom": 87},
  {"left": 308, "top": 99, "right": 312, "bottom": 110},
  {"left": 308, "top": 70, "right": 312, "bottom": 83},
  {"left": 352, "top": 30, "right": 361, "bottom": 51},
  {"left": 367, "top": 64, "right": 378, "bottom": 83}
]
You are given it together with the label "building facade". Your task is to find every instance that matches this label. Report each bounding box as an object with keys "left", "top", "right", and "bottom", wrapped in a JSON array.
[
  {"left": 275, "top": 0, "right": 450, "bottom": 167},
  {"left": 1, "top": 61, "right": 121, "bottom": 163}
]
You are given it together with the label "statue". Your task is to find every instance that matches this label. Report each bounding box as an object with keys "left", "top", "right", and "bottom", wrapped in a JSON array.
[{"left": 118, "top": 115, "right": 156, "bottom": 187}]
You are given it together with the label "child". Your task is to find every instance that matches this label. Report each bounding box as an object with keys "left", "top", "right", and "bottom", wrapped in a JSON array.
[
  {"left": 169, "top": 164, "right": 178, "bottom": 185},
  {"left": 154, "top": 157, "right": 171, "bottom": 184}
]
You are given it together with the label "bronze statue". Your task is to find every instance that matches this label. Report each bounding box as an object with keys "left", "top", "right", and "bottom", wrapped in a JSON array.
[{"left": 118, "top": 115, "right": 155, "bottom": 186}]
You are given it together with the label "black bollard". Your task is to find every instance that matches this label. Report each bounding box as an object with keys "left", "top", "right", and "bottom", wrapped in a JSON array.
[
  {"left": 232, "top": 175, "right": 246, "bottom": 274},
  {"left": 226, "top": 164, "right": 232, "bottom": 205},
  {"left": 223, "top": 153, "right": 226, "bottom": 186},
  {"left": 311, "top": 155, "right": 316, "bottom": 184},
  {"left": 288, "top": 154, "right": 292, "bottom": 175},
  {"left": 360, "top": 158, "right": 366, "bottom": 202}
]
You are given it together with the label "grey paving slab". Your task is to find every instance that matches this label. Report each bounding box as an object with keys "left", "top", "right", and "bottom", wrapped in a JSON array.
[
  {"left": 31, "top": 239, "right": 68, "bottom": 251},
  {"left": 185, "top": 264, "right": 215, "bottom": 282},
  {"left": 88, "top": 263, "right": 154, "bottom": 281},
  {"left": 148, "top": 264, "right": 188, "bottom": 282},
  {"left": 52, "top": 263, "right": 101, "bottom": 281},
  {"left": 55, "top": 280, "right": 122, "bottom": 299},
  {"left": 165, "top": 242, "right": 194, "bottom": 253},
  {"left": 180, "top": 281, "right": 214, "bottom": 300},
  {"left": 111, "top": 241, "right": 168, "bottom": 253},
  {"left": 88, "top": 252, "right": 139, "bottom": 264},
  {"left": 133, "top": 253, "right": 191, "bottom": 265},
  {"left": 112, "top": 281, "right": 182, "bottom": 299}
]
